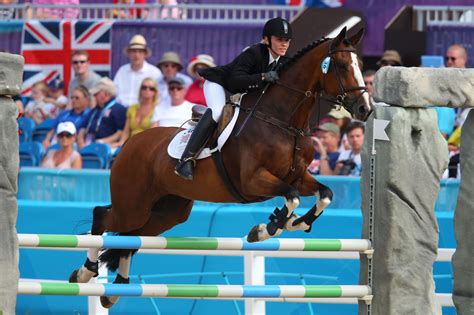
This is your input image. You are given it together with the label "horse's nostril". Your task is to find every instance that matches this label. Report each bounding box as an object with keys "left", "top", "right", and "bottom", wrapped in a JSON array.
[{"left": 358, "top": 106, "right": 368, "bottom": 115}]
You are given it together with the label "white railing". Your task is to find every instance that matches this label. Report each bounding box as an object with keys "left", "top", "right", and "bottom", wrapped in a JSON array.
[
  {"left": 0, "top": 3, "right": 304, "bottom": 23},
  {"left": 413, "top": 5, "right": 474, "bottom": 31}
]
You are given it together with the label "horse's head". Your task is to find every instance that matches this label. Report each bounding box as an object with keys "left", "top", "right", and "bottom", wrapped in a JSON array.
[{"left": 320, "top": 27, "right": 372, "bottom": 121}]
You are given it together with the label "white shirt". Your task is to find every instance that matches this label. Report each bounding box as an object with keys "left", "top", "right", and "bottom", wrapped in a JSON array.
[
  {"left": 151, "top": 100, "right": 195, "bottom": 127},
  {"left": 113, "top": 61, "right": 163, "bottom": 107},
  {"left": 157, "top": 73, "right": 193, "bottom": 108},
  {"left": 337, "top": 150, "right": 362, "bottom": 176}
]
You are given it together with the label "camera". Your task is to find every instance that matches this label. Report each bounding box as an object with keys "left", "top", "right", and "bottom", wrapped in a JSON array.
[{"left": 339, "top": 159, "right": 356, "bottom": 175}]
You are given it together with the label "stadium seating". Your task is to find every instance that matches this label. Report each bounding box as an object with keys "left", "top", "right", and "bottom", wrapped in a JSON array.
[
  {"left": 19, "top": 141, "right": 43, "bottom": 167},
  {"left": 79, "top": 143, "right": 111, "bottom": 169},
  {"left": 108, "top": 146, "right": 121, "bottom": 169},
  {"left": 18, "top": 117, "right": 36, "bottom": 142},
  {"left": 32, "top": 119, "right": 55, "bottom": 143}
]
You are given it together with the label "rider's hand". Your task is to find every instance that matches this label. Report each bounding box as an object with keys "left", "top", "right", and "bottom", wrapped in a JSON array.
[{"left": 262, "top": 71, "right": 279, "bottom": 83}]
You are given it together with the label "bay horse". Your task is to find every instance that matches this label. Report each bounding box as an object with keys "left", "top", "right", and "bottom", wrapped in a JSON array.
[{"left": 69, "top": 27, "right": 372, "bottom": 308}]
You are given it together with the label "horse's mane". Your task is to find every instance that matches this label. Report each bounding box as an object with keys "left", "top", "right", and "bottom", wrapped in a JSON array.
[{"left": 278, "top": 37, "right": 332, "bottom": 74}]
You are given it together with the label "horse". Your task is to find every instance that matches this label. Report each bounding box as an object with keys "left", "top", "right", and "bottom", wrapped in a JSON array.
[{"left": 69, "top": 27, "right": 372, "bottom": 308}]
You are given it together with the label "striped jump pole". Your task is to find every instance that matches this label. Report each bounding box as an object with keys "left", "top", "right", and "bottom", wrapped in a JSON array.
[
  {"left": 18, "top": 234, "right": 372, "bottom": 252},
  {"left": 18, "top": 282, "right": 372, "bottom": 299}
]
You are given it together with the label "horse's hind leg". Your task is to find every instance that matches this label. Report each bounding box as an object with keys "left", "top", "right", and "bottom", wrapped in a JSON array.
[
  {"left": 245, "top": 168, "right": 300, "bottom": 243},
  {"left": 69, "top": 205, "right": 111, "bottom": 283},
  {"left": 99, "top": 195, "right": 194, "bottom": 308},
  {"left": 285, "top": 172, "right": 333, "bottom": 232}
]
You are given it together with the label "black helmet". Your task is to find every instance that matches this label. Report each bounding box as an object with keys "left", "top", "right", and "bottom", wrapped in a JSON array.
[{"left": 262, "top": 17, "right": 293, "bottom": 40}]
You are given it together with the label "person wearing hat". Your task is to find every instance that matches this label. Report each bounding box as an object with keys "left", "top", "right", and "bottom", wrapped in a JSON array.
[
  {"left": 377, "top": 50, "right": 403, "bottom": 68},
  {"left": 184, "top": 54, "right": 216, "bottom": 106},
  {"left": 78, "top": 77, "right": 127, "bottom": 149},
  {"left": 175, "top": 17, "right": 293, "bottom": 180},
  {"left": 113, "top": 34, "right": 163, "bottom": 107},
  {"left": 45, "top": 78, "right": 68, "bottom": 113},
  {"left": 156, "top": 51, "right": 193, "bottom": 107},
  {"left": 41, "top": 121, "right": 82, "bottom": 169},
  {"left": 307, "top": 123, "right": 341, "bottom": 175},
  {"left": 150, "top": 76, "right": 195, "bottom": 127}
]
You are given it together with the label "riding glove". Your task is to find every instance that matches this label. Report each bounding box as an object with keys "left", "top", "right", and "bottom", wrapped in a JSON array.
[{"left": 262, "top": 71, "right": 279, "bottom": 83}]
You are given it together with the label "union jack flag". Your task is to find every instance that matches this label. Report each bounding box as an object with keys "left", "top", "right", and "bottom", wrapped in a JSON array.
[{"left": 21, "top": 20, "right": 112, "bottom": 96}]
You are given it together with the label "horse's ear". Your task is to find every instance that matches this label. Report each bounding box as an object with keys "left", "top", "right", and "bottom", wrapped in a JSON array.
[
  {"left": 348, "top": 28, "right": 364, "bottom": 46},
  {"left": 331, "top": 27, "right": 347, "bottom": 49}
]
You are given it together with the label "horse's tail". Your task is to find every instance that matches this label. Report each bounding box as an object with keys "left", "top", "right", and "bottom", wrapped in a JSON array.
[{"left": 99, "top": 240, "right": 138, "bottom": 272}]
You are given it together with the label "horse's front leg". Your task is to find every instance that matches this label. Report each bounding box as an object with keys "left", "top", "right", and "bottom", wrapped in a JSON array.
[
  {"left": 244, "top": 167, "right": 300, "bottom": 243},
  {"left": 285, "top": 171, "right": 333, "bottom": 232}
]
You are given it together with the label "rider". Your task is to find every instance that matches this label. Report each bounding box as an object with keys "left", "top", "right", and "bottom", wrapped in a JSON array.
[{"left": 175, "top": 17, "right": 293, "bottom": 180}]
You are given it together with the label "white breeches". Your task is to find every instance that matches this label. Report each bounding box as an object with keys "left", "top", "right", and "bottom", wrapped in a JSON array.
[{"left": 203, "top": 80, "right": 226, "bottom": 122}]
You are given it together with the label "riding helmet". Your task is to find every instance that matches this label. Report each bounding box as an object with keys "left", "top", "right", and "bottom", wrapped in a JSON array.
[{"left": 262, "top": 17, "right": 293, "bottom": 40}]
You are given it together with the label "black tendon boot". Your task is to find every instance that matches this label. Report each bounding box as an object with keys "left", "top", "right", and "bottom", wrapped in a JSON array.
[{"left": 175, "top": 109, "right": 217, "bottom": 180}]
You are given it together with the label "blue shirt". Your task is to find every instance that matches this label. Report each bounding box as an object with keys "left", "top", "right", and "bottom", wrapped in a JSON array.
[
  {"left": 81, "top": 98, "right": 127, "bottom": 140},
  {"left": 52, "top": 108, "right": 90, "bottom": 132},
  {"left": 312, "top": 151, "right": 340, "bottom": 175}
]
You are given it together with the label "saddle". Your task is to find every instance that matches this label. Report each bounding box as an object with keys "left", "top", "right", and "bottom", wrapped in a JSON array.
[{"left": 167, "top": 95, "right": 242, "bottom": 160}]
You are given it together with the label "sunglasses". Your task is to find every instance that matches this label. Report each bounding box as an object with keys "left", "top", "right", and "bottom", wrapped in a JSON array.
[
  {"left": 141, "top": 85, "right": 156, "bottom": 91},
  {"left": 57, "top": 132, "right": 73, "bottom": 138},
  {"left": 168, "top": 86, "right": 183, "bottom": 91},
  {"left": 72, "top": 60, "right": 87, "bottom": 65},
  {"left": 445, "top": 56, "right": 457, "bottom": 62}
]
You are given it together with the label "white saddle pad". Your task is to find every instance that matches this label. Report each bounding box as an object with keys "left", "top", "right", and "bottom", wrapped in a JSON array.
[{"left": 167, "top": 104, "right": 241, "bottom": 160}]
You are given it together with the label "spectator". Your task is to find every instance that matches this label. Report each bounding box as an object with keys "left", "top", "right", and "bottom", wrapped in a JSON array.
[
  {"left": 114, "top": 34, "right": 163, "bottom": 107},
  {"left": 151, "top": 77, "right": 194, "bottom": 127},
  {"left": 40, "top": 121, "right": 82, "bottom": 169},
  {"left": 308, "top": 122, "right": 341, "bottom": 175},
  {"left": 69, "top": 50, "right": 102, "bottom": 98},
  {"left": 146, "top": 0, "right": 182, "bottom": 20},
  {"left": 112, "top": 78, "right": 159, "bottom": 148},
  {"left": 445, "top": 44, "right": 470, "bottom": 128},
  {"left": 377, "top": 50, "right": 402, "bottom": 68},
  {"left": 113, "top": 0, "right": 147, "bottom": 19},
  {"left": 363, "top": 69, "right": 375, "bottom": 103},
  {"left": 78, "top": 77, "right": 127, "bottom": 149},
  {"left": 28, "top": 0, "right": 80, "bottom": 20},
  {"left": 333, "top": 121, "right": 365, "bottom": 176},
  {"left": 42, "top": 85, "right": 91, "bottom": 150},
  {"left": 0, "top": 0, "right": 17, "bottom": 20},
  {"left": 45, "top": 78, "right": 68, "bottom": 113},
  {"left": 24, "top": 81, "right": 56, "bottom": 125},
  {"left": 156, "top": 51, "right": 192, "bottom": 107},
  {"left": 185, "top": 54, "right": 216, "bottom": 106},
  {"left": 326, "top": 107, "right": 351, "bottom": 151}
]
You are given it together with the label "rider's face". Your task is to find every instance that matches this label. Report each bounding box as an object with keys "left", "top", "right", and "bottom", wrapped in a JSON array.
[{"left": 269, "top": 36, "right": 290, "bottom": 58}]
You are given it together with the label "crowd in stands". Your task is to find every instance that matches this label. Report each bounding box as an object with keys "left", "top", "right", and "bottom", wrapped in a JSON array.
[{"left": 16, "top": 31, "right": 469, "bottom": 179}]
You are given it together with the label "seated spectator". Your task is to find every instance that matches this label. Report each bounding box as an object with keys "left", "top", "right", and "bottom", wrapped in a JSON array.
[
  {"left": 377, "top": 50, "right": 403, "bottom": 68},
  {"left": 114, "top": 34, "right": 163, "bottom": 107},
  {"left": 185, "top": 54, "right": 216, "bottom": 106},
  {"left": 307, "top": 122, "right": 341, "bottom": 175},
  {"left": 112, "top": 78, "right": 159, "bottom": 148},
  {"left": 146, "top": 0, "right": 182, "bottom": 20},
  {"left": 151, "top": 77, "right": 194, "bottom": 127},
  {"left": 334, "top": 121, "right": 365, "bottom": 176},
  {"left": 45, "top": 78, "right": 68, "bottom": 113},
  {"left": 113, "top": 0, "right": 146, "bottom": 19},
  {"left": 363, "top": 69, "right": 376, "bottom": 104},
  {"left": 42, "top": 85, "right": 91, "bottom": 150},
  {"left": 326, "top": 107, "right": 351, "bottom": 151},
  {"left": 156, "top": 51, "right": 192, "bottom": 107},
  {"left": 24, "top": 81, "right": 56, "bottom": 125},
  {"left": 78, "top": 78, "right": 127, "bottom": 149},
  {"left": 40, "top": 122, "right": 82, "bottom": 169},
  {"left": 69, "top": 50, "right": 102, "bottom": 99},
  {"left": 28, "top": 0, "right": 80, "bottom": 20}
]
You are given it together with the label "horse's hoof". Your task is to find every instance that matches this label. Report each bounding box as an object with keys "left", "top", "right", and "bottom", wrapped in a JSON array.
[
  {"left": 247, "top": 225, "right": 262, "bottom": 243},
  {"left": 247, "top": 224, "right": 281, "bottom": 243},
  {"left": 285, "top": 214, "right": 310, "bottom": 232},
  {"left": 100, "top": 296, "right": 117, "bottom": 309},
  {"left": 68, "top": 269, "right": 79, "bottom": 283}
]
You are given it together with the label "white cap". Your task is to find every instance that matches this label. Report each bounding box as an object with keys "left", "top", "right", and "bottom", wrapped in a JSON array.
[{"left": 57, "top": 121, "right": 77, "bottom": 135}]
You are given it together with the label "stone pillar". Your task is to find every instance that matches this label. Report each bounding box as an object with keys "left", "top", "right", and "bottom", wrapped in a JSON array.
[
  {"left": 358, "top": 106, "right": 447, "bottom": 315},
  {"left": 0, "top": 52, "right": 24, "bottom": 315},
  {"left": 452, "top": 110, "right": 474, "bottom": 314}
]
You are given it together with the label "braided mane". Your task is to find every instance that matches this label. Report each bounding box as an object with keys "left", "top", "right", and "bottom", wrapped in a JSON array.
[{"left": 278, "top": 37, "right": 331, "bottom": 74}]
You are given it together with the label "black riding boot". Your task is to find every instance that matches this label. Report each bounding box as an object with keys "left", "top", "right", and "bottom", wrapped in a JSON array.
[{"left": 175, "top": 109, "right": 217, "bottom": 180}]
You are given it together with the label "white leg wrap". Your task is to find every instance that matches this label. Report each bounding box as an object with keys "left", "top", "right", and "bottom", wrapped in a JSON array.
[{"left": 87, "top": 248, "right": 99, "bottom": 263}]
